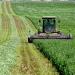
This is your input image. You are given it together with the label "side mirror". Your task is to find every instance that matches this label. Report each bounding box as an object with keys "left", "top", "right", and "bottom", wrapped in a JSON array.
[
  {"left": 39, "top": 20, "right": 41, "bottom": 23},
  {"left": 58, "top": 20, "right": 60, "bottom": 23}
]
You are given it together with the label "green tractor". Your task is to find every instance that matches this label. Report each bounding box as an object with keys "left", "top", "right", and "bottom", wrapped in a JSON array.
[{"left": 28, "top": 16, "right": 72, "bottom": 43}]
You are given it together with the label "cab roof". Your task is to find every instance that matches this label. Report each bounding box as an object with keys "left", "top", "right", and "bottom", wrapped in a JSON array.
[{"left": 42, "top": 16, "right": 56, "bottom": 19}]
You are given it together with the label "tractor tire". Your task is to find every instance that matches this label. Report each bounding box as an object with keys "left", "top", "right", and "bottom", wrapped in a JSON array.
[{"left": 28, "top": 37, "right": 33, "bottom": 43}]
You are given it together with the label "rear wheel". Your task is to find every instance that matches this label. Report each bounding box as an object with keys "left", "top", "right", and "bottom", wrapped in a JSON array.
[{"left": 68, "top": 34, "right": 72, "bottom": 39}]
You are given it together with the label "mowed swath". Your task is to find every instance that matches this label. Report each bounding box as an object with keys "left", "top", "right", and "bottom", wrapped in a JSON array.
[
  {"left": 0, "top": 1, "right": 59, "bottom": 75},
  {"left": 1, "top": 14, "right": 11, "bottom": 43},
  {"left": 0, "top": 2, "right": 11, "bottom": 44}
]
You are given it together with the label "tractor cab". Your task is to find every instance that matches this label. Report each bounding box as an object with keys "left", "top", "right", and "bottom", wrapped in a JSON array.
[{"left": 42, "top": 16, "right": 56, "bottom": 33}]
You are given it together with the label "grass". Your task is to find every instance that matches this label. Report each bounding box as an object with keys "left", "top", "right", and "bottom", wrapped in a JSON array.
[
  {"left": 11, "top": 2, "right": 75, "bottom": 75},
  {"left": 34, "top": 39, "right": 75, "bottom": 75},
  {"left": 12, "top": 2, "right": 75, "bottom": 33}
]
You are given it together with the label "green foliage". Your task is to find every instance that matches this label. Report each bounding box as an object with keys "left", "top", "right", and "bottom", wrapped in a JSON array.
[{"left": 34, "top": 39, "right": 75, "bottom": 75}]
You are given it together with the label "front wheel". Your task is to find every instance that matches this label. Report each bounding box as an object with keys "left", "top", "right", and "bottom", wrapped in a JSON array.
[{"left": 28, "top": 37, "right": 33, "bottom": 43}]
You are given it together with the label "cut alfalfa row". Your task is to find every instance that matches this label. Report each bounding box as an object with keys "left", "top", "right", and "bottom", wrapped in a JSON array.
[{"left": 0, "top": 14, "right": 11, "bottom": 44}]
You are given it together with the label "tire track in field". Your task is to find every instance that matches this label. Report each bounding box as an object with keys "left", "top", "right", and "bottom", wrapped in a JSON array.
[
  {"left": 6, "top": 1, "right": 11, "bottom": 14},
  {"left": 1, "top": 14, "right": 11, "bottom": 43},
  {"left": 0, "top": 3, "right": 11, "bottom": 44},
  {"left": 5, "top": 1, "right": 59, "bottom": 75},
  {"left": 5, "top": 1, "right": 15, "bottom": 15}
]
